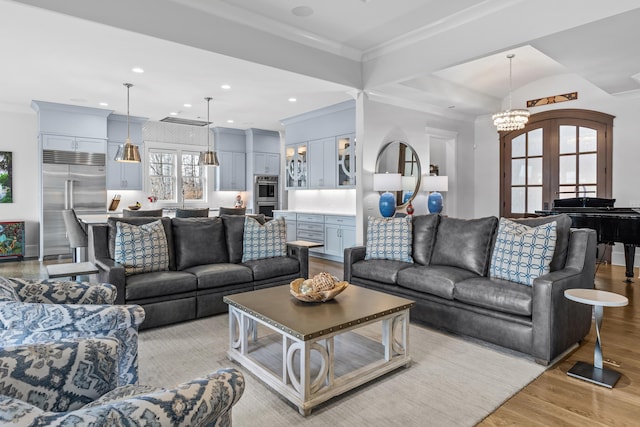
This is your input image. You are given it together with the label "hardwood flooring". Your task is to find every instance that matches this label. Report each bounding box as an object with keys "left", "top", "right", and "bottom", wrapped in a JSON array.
[{"left": 2, "top": 257, "right": 638, "bottom": 425}]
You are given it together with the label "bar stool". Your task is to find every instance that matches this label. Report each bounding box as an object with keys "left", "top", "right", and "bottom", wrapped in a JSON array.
[{"left": 61, "top": 209, "right": 88, "bottom": 263}]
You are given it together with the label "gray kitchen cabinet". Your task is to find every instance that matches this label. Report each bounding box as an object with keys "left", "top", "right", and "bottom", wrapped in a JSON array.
[
  {"left": 42, "top": 134, "right": 106, "bottom": 153},
  {"left": 217, "top": 151, "right": 246, "bottom": 191},
  {"left": 323, "top": 215, "right": 356, "bottom": 258},
  {"left": 253, "top": 152, "right": 280, "bottom": 175},
  {"left": 106, "top": 142, "right": 142, "bottom": 190},
  {"left": 307, "top": 137, "right": 336, "bottom": 189}
]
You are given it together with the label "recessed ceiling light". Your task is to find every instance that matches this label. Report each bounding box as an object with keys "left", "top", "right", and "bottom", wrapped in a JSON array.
[
  {"left": 288, "top": 97, "right": 297, "bottom": 102},
  {"left": 221, "top": 84, "right": 231, "bottom": 90},
  {"left": 184, "top": 103, "right": 192, "bottom": 108},
  {"left": 132, "top": 67, "right": 144, "bottom": 73},
  {"left": 99, "top": 102, "right": 109, "bottom": 107},
  {"left": 292, "top": 6, "right": 314, "bottom": 17},
  {"left": 226, "top": 119, "right": 234, "bottom": 124},
  {"left": 169, "top": 112, "right": 178, "bottom": 116}
]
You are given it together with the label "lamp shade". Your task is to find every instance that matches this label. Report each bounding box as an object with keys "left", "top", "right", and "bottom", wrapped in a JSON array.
[
  {"left": 199, "top": 150, "right": 219, "bottom": 166},
  {"left": 373, "top": 173, "right": 402, "bottom": 192},
  {"left": 115, "top": 141, "right": 141, "bottom": 163}
]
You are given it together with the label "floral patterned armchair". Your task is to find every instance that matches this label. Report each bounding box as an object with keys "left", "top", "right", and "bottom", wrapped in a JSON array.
[
  {"left": 0, "top": 338, "right": 245, "bottom": 427},
  {"left": 0, "top": 277, "right": 145, "bottom": 385}
]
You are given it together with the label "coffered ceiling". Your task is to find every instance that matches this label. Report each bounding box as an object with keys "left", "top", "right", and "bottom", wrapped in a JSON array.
[{"left": 2, "top": 0, "right": 640, "bottom": 130}]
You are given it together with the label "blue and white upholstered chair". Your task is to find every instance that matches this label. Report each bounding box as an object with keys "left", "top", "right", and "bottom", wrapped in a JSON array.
[{"left": 0, "top": 277, "right": 145, "bottom": 386}]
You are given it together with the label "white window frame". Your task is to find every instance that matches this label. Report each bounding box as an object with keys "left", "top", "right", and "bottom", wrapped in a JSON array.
[{"left": 144, "top": 141, "right": 209, "bottom": 206}]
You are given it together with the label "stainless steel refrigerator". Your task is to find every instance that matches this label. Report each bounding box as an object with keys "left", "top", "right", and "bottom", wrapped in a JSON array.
[{"left": 40, "top": 150, "right": 107, "bottom": 260}]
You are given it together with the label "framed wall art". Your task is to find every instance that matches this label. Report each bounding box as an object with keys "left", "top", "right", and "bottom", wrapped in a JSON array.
[{"left": 0, "top": 151, "right": 12, "bottom": 203}]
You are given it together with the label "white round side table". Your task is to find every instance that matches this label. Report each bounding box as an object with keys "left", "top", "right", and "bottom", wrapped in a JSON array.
[{"left": 564, "top": 288, "right": 628, "bottom": 388}]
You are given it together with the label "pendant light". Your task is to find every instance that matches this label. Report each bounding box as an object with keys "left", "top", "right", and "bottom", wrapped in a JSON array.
[
  {"left": 492, "top": 54, "right": 530, "bottom": 132},
  {"left": 115, "top": 83, "right": 142, "bottom": 162},
  {"left": 199, "top": 97, "right": 219, "bottom": 166}
]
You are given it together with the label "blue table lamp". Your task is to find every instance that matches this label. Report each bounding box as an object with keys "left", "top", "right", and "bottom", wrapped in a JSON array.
[
  {"left": 423, "top": 175, "right": 448, "bottom": 214},
  {"left": 373, "top": 173, "right": 402, "bottom": 217}
]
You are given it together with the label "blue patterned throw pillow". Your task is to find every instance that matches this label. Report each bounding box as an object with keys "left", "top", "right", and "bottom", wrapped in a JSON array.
[
  {"left": 365, "top": 216, "right": 413, "bottom": 262},
  {"left": 114, "top": 220, "right": 169, "bottom": 276},
  {"left": 242, "top": 216, "right": 287, "bottom": 262},
  {"left": 490, "top": 218, "right": 557, "bottom": 286}
]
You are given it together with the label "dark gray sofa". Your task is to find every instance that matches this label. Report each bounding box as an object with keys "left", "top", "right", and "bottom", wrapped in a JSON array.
[
  {"left": 344, "top": 214, "right": 597, "bottom": 365},
  {"left": 88, "top": 215, "right": 308, "bottom": 329}
]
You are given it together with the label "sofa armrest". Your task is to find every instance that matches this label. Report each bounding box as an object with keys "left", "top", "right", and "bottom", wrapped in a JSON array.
[
  {"left": 94, "top": 258, "right": 127, "bottom": 304},
  {"left": 6, "top": 278, "right": 117, "bottom": 305},
  {"left": 0, "top": 368, "right": 245, "bottom": 427},
  {"left": 344, "top": 246, "right": 366, "bottom": 282},
  {"left": 531, "top": 228, "right": 597, "bottom": 363},
  {"left": 286, "top": 243, "right": 309, "bottom": 279}
]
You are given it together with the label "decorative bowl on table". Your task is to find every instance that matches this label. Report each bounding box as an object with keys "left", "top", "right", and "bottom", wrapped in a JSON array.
[
  {"left": 127, "top": 205, "right": 141, "bottom": 210},
  {"left": 290, "top": 272, "right": 349, "bottom": 303}
]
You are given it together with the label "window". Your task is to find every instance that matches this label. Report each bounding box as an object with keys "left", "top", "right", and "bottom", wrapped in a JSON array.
[
  {"left": 147, "top": 145, "right": 207, "bottom": 204},
  {"left": 500, "top": 109, "right": 613, "bottom": 217}
]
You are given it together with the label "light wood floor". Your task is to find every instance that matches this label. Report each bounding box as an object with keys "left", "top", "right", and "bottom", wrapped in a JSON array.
[{"left": 1, "top": 257, "right": 637, "bottom": 425}]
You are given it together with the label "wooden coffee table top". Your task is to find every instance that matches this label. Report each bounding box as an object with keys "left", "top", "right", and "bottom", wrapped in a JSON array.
[{"left": 224, "top": 284, "right": 414, "bottom": 341}]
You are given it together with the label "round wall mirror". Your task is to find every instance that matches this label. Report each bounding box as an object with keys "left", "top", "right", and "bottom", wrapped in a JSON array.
[{"left": 375, "top": 140, "right": 421, "bottom": 208}]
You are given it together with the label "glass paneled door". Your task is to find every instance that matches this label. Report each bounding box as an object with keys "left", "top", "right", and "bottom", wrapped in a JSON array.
[{"left": 500, "top": 110, "right": 613, "bottom": 218}]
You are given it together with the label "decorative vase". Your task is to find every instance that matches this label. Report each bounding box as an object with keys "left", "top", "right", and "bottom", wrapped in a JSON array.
[
  {"left": 406, "top": 201, "right": 414, "bottom": 215},
  {"left": 428, "top": 191, "right": 443, "bottom": 214},
  {"left": 379, "top": 191, "right": 396, "bottom": 218}
]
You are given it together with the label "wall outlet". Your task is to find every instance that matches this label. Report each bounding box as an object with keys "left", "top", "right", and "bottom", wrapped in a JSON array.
[{"left": 629, "top": 200, "right": 640, "bottom": 207}]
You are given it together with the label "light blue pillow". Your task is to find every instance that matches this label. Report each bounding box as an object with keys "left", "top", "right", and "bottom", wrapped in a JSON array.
[
  {"left": 114, "top": 220, "right": 169, "bottom": 276},
  {"left": 242, "top": 217, "right": 286, "bottom": 262},
  {"left": 365, "top": 216, "right": 413, "bottom": 263},
  {"left": 490, "top": 218, "right": 557, "bottom": 286}
]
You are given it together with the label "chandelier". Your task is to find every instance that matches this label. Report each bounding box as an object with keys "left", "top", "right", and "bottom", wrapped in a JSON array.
[{"left": 492, "top": 54, "right": 530, "bottom": 132}]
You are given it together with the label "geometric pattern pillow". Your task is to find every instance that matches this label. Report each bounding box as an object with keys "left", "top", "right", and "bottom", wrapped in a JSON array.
[
  {"left": 365, "top": 216, "right": 413, "bottom": 263},
  {"left": 114, "top": 220, "right": 169, "bottom": 276},
  {"left": 242, "top": 217, "right": 286, "bottom": 262},
  {"left": 489, "top": 218, "right": 557, "bottom": 286},
  {"left": 0, "top": 338, "right": 120, "bottom": 412}
]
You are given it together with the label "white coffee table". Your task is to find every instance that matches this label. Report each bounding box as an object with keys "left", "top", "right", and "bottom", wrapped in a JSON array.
[{"left": 564, "top": 288, "right": 628, "bottom": 388}]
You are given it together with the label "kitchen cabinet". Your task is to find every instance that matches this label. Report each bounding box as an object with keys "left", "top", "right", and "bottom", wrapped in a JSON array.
[
  {"left": 106, "top": 142, "right": 142, "bottom": 190},
  {"left": 337, "top": 133, "right": 356, "bottom": 188},
  {"left": 42, "top": 134, "right": 106, "bottom": 154},
  {"left": 217, "top": 151, "right": 246, "bottom": 191},
  {"left": 308, "top": 137, "right": 336, "bottom": 189},
  {"left": 296, "top": 213, "right": 324, "bottom": 254},
  {"left": 285, "top": 143, "right": 307, "bottom": 189},
  {"left": 253, "top": 152, "right": 280, "bottom": 175},
  {"left": 324, "top": 215, "right": 356, "bottom": 258},
  {"left": 273, "top": 211, "right": 297, "bottom": 242}
]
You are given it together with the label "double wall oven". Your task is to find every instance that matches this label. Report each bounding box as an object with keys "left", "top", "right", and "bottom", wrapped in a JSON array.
[{"left": 254, "top": 175, "right": 279, "bottom": 217}]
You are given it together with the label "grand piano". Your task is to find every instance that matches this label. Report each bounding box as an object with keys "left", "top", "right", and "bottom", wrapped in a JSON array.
[{"left": 537, "top": 197, "right": 640, "bottom": 281}]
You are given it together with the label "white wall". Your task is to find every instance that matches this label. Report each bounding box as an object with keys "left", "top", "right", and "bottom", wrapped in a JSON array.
[
  {"left": 474, "top": 73, "right": 640, "bottom": 266},
  {"left": 0, "top": 110, "right": 39, "bottom": 257}
]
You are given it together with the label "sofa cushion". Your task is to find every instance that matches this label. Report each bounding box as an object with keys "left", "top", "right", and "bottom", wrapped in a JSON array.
[
  {"left": 0, "top": 337, "right": 119, "bottom": 412},
  {"left": 125, "top": 270, "right": 197, "bottom": 301},
  {"left": 221, "top": 215, "right": 267, "bottom": 264},
  {"left": 490, "top": 218, "right": 557, "bottom": 286},
  {"left": 351, "top": 259, "right": 412, "bottom": 285},
  {"left": 430, "top": 216, "right": 498, "bottom": 276},
  {"left": 172, "top": 217, "right": 228, "bottom": 270},
  {"left": 365, "top": 216, "right": 413, "bottom": 262},
  {"left": 510, "top": 214, "right": 571, "bottom": 272},
  {"left": 412, "top": 214, "right": 440, "bottom": 265},
  {"left": 243, "top": 256, "right": 300, "bottom": 281},
  {"left": 108, "top": 217, "right": 176, "bottom": 271},
  {"left": 242, "top": 217, "right": 286, "bottom": 262},
  {"left": 114, "top": 220, "right": 169, "bottom": 276},
  {"left": 186, "top": 264, "right": 253, "bottom": 290},
  {"left": 454, "top": 277, "right": 533, "bottom": 316},
  {"left": 397, "top": 265, "right": 480, "bottom": 300}
]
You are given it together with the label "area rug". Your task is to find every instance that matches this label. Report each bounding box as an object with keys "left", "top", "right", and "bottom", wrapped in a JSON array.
[{"left": 138, "top": 315, "right": 545, "bottom": 426}]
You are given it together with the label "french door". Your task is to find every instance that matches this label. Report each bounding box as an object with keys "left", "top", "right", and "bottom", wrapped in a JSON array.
[{"left": 500, "top": 109, "right": 613, "bottom": 218}]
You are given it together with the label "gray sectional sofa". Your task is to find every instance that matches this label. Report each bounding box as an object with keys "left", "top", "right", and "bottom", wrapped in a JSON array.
[
  {"left": 89, "top": 215, "right": 308, "bottom": 329},
  {"left": 344, "top": 214, "right": 597, "bottom": 365}
]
